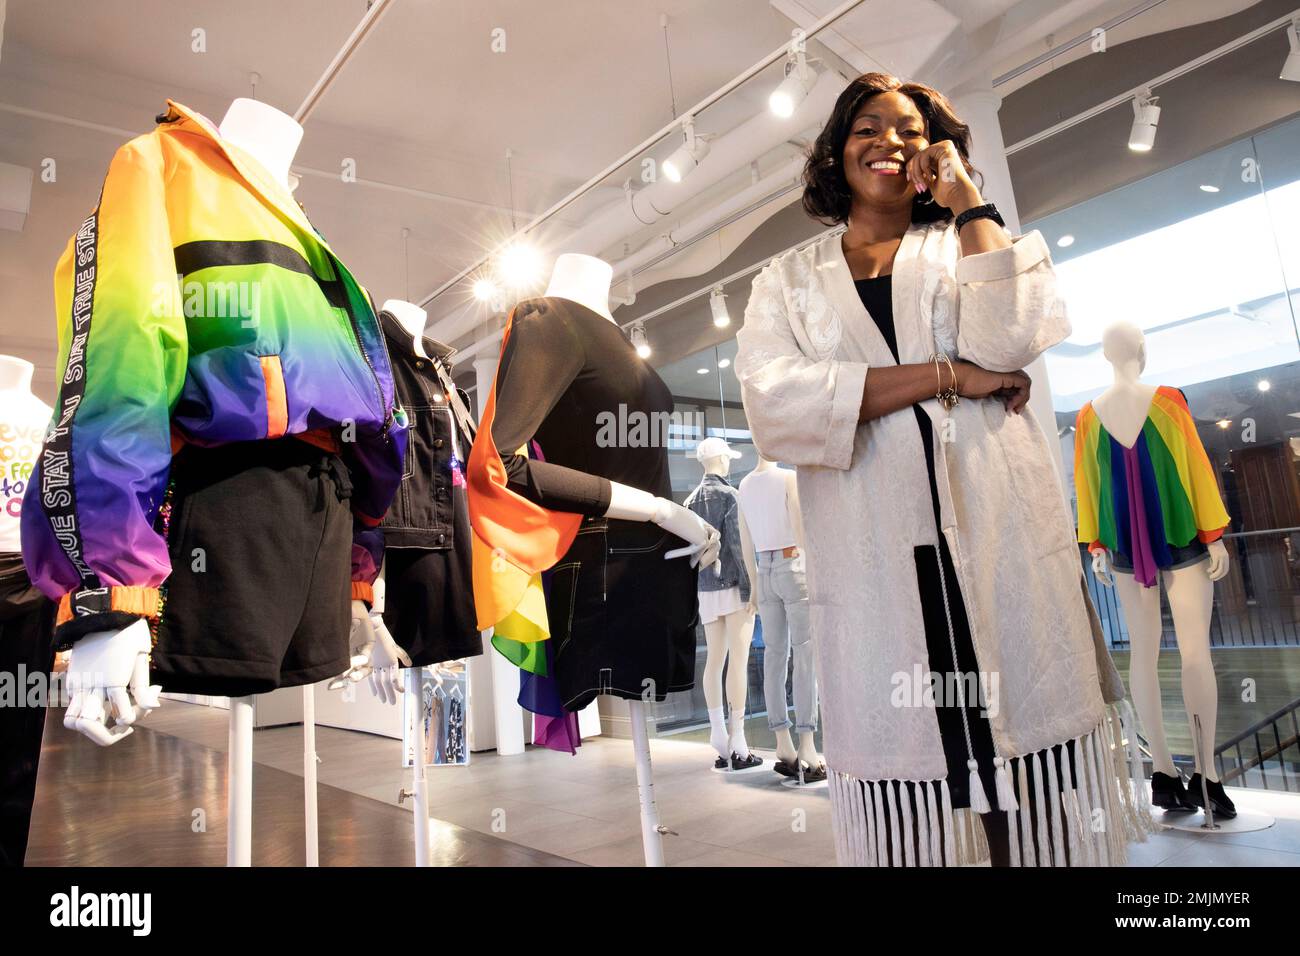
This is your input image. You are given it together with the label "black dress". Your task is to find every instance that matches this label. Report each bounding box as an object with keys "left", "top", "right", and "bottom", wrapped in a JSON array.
[
  {"left": 487, "top": 297, "right": 698, "bottom": 710},
  {"left": 855, "top": 275, "right": 998, "bottom": 809}
]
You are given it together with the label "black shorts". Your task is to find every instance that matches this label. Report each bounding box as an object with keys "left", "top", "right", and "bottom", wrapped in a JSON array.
[
  {"left": 1112, "top": 539, "right": 1209, "bottom": 573},
  {"left": 150, "top": 439, "right": 354, "bottom": 697},
  {"left": 549, "top": 516, "right": 698, "bottom": 711},
  {"left": 382, "top": 544, "right": 482, "bottom": 667}
]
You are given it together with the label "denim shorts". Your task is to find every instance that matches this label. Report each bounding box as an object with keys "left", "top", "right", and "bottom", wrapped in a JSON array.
[
  {"left": 548, "top": 516, "right": 699, "bottom": 711},
  {"left": 1112, "top": 539, "right": 1209, "bottom": 573}
]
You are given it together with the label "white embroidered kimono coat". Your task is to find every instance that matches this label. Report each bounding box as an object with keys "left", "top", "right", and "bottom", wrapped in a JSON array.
[{"left": 736, "top": 221, "right": 1150, "bottom": 866}]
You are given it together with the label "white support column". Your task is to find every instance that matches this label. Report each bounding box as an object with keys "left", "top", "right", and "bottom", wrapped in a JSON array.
[
  {"left": 951, "top": 84, "right": 1064, "bottom": 478},
  {"left": 469, "top": 353, "right": 525, "bottom": 757}
]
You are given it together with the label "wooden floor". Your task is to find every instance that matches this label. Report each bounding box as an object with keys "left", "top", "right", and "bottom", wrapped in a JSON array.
[{"left": 26, "top": 711, "right": 577, "bottom": 867}]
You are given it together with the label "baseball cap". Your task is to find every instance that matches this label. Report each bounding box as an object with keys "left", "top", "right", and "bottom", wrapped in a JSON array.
[{"left": 694, "top": 436, "right": 742, "bottom": 462}]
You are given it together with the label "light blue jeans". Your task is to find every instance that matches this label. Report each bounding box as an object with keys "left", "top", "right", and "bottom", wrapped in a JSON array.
[{"left": 756, "top": 550, "right": 817, "bottom": 733}]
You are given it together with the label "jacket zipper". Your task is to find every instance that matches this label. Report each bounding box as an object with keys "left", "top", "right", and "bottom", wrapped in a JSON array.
[{"left": 332, "top": 259, "right": 393, "bottom": 443}]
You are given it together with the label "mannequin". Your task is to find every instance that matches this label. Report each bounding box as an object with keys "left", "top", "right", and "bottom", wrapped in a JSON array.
[
  {"left": 684, "top": 439, "right": 760, "bottom": 770},
  {"left": 382, "top": 298, "right": 431, "bottom": 360},
  {"left": 1080, "top": 321, "right": 1233, "bottom": 818},
  {"left": 468, "top": 251, "right": 720, "bottom": 866},
  {"left": 738, "top": 455, "right": 824, "bottom": 777},
  {"left": 0, "top": 356, "right": 56, "bottom": 864},
  {"left": 54, "top": 98, "right": 347, "bottom": 866}
]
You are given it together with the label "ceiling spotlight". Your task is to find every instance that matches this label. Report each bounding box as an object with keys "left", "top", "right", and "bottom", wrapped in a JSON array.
[
  {"left": 717, "top": 358, "right": 731, "bottom": 369},
  {"left": 1258, "top": 379, "right": 1271, "bottom": 392},
  {"left": 697, "top": 367, "right": 709, "bottom": 375},
  {"left": 497, "top": 241, "right": 543, "bottom": 288},
  {"left": 1282, "top": 19, "right": 1300, "bottom": 81},
  {"left": 1216, "top": 419, "right": 1232, "bottom": 429},
  {"left": 472, "top": 277, "right": 499, "bottom": 302},
  {"left": 663, "top": 116, "right": 709, "bottom": 183},
  {"left": 709, "top": 286, "right": 731, "bottom": 327},
  {"left": 1199, "top": 184, "right": 1220, "bottom": 193},
  {"left": 630, "top": 321, "right": 652, "bottom": 359},
  {"left": 1128, "top": 89, "right": 1160, "bottom": 152},
  {"left": 769, "top": 31, "right": 815, "bottom": 118},
  {"left": 1057, "top": 234, "right": 1075, "bottom": 248}
]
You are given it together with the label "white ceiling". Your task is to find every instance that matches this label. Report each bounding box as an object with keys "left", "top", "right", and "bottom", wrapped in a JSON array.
[{"left": 0, "top": 0, "right": 1253, "bottom": 402}]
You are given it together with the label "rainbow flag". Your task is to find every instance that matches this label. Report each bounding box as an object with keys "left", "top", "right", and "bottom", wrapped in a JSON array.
[
  {"left": 466, "top": 308, "right": 582, "bottom": 674},
  {"left": 1075, "top": 386, "right": 1229, "bottom": 587}
]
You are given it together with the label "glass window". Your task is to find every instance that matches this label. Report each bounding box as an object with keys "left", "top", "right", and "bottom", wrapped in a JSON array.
[{"left": 1034, "top": 114, "right": 1300, "bottom": 790}]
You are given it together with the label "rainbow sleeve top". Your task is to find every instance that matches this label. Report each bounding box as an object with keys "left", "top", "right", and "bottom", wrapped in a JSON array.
[{"left": 1075, "top": 385, "right": 1229, "bottom": 587}]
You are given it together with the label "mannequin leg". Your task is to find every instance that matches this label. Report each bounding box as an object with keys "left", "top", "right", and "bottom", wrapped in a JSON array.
[
  {"left": 1112, "top": 572, "right": 1176, "bottom": 776},
  {"left": 756, "top": 558, "right": 794, "bottom": 761},
  {"left": 723, "top": 610, "right": 755, "bottom": 758},
  {"left": 702, "top": 617, "right": 729, "bottom": 758},
  {"left": 1163, "top": 562, "right": 1220, "bottom": 780},
  {"left": 778, "top": 564, "right": 819, "bottom": 766}
]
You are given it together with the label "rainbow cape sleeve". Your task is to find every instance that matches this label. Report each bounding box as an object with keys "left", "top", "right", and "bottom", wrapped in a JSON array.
[{"left": 466, "top": 307, "right": 582, "bottom": 675}]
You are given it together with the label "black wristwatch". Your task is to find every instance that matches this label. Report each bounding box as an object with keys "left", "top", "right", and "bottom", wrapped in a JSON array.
[{"left": 954, "top": 202, "right": 1004, "bottom": 233}]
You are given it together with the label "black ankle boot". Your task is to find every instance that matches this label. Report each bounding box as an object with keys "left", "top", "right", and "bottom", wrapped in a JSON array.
[
  {"left": 1186, "top": 773, "right": 1237, "bottom": 819},
  {"left": 1150, "top": 771, "right": 1196, "bottom": 811}
]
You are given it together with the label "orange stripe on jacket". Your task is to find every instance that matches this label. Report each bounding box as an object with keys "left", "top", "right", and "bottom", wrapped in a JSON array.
[
  {"left": 466, "top": 307, "right": 582, "bottom": 577},
  {"left": 260, "top": 355, "right": 289, "bottom": 439}
]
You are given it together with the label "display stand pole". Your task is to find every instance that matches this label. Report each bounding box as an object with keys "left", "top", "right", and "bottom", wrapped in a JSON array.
[
  {"left": 227, "top": 696, "right": 254, "bottom": 866},
  {"left": 1193, "top": 713, "right": 1218, "bottom": 831},
  {"left": 627, "top": 700, "right": 665, "bottom": 867},
  {"left": 303, "top": 684, "right": 320, "bottom": 866},
  {"left": 410, "top": 667, "right": 431, "bottom": 867}
]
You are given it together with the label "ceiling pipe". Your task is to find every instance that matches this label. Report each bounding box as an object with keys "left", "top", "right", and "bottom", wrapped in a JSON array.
[
  {"left": 414, "top": 0, "right": 871, "bottom": 314},
  {"left": 294, "top": 0, "right": 396, "bottom": 123},
  {"left": 612, "top": 151, "right": 806, "bottom": 283},
  {"left": 425, "top": 69, "right": 844, "bottom": 346}
]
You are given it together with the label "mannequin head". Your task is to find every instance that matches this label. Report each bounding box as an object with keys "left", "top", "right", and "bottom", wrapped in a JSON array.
[
  {"left": 0, "top": 355, "right": 35, "bottom": 394},
  {"left": 1101, "top": 321, "right": 1146, "bottom": 382},
  {"left": 695, "top": 436, "right": 740, "bottom": 477},
  {"left": 544, "top": 253, "right": 614, "bottom": 322},
  {"left": 381, "top": 299, "right": 429, "bottom": 358},
  {"left": 701, "top": 454, "right": 730, "bottom": 478},
  {"left": 218, "top": 98, "right": 303, "bottom": 192}
]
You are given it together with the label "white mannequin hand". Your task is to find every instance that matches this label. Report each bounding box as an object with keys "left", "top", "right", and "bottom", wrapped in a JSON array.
[
  {"left": 604, "top": 482, "right": 721, "bottom": 570},
  {"left": 653, "top": 498, "right": 722, "bottom": 570},
  {"left": 329, "top": 600, "right": 411, "bottom": 702},
  {"left": 1091, "top": 549, "right": 1115, "bottom": 588},
  {"left": 63, "top": 619, "right": 162, "bottom": 746},
  {"left": 1205, "top": 539, "right": 1230, "bottom": 582}
]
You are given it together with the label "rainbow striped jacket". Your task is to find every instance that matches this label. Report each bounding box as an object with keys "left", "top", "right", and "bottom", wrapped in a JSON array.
[
  {"left": 1074, "top": 385, "right": 1229, "bottom": 586},
  {"left": 21, "top": 101, "right": 406, "bottom": 641}
]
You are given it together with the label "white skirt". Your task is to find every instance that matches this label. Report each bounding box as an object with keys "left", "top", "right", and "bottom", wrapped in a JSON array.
[{"left": 697, "top": 586, "right": 743, "bottom": 625}]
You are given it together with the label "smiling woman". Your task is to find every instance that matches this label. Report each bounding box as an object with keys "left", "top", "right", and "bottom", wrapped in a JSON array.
[{"left": 736, "top": 71, "right": 1153, "bottom": 868}]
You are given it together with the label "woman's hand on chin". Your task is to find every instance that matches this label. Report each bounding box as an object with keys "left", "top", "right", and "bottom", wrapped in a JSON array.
[
  {"left": 907, "top": 139, "right": 982, "bottom": 214},
  {"left": 953, "top": 361, "right": 1032, "bottom": 414}
]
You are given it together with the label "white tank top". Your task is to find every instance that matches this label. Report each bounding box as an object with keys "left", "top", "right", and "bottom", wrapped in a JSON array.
[{"left": 738, "top": 467, "right": 797, "bottom": 552}]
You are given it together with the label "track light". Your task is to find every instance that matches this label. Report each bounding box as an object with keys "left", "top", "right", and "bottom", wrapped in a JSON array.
[
  {"left": 663, "top": 116, "right": 709, "bottom": 183},
  {"left": 709, "top": 286, "right": 730, "bottom": 327},
  {"left": 1128, "top": 90, "right": 1160, "bottom": 152},
  {"left": 630, "top": 322, "right": 652, "bottom": 359},
  {"left": 770, "top": 31, "right": 815, "bottom": 118},
  {"left": 1283, "top": 19, "right": 1300, "bottom": 81}
]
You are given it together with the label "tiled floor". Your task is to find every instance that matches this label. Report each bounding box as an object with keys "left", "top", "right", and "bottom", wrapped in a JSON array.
[{"left": 116, "top": 701, "right": 1300, "bottom": 866}]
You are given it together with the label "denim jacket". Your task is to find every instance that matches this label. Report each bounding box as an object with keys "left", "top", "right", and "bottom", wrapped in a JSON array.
[
  {"left": 684, "top": 473, "right": 750, "bottom": 601},
  {"left": 379, "top": 311, "right": 473, "bottom": 551}
]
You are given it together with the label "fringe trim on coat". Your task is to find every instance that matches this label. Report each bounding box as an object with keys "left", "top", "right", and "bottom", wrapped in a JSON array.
[{"left": 829, "top": 702, "right": 1156, "bottom": 866}]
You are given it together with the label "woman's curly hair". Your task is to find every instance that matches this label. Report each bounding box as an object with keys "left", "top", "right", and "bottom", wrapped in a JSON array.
[{"left": 802, "top": 72, "right": 979, "bottom": 226}]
